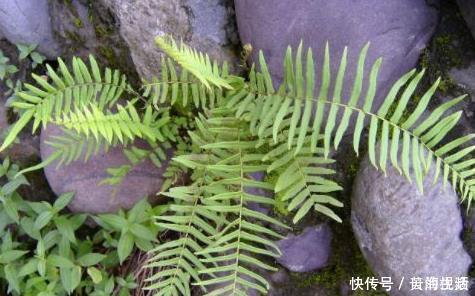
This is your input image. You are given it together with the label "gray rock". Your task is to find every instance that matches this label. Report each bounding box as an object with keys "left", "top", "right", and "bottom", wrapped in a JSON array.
[
  {"left": 269, "top": 269, "right": 289, "bottom": 286},
  {"left": 276, "top": 224, "right": 332, "bottom": 273},
  {"left": 449, "top": 61, "right": 475, "bottom": 107},
  {"left": 40, "top": 125, "right": 172, "bottom": 213},
  {"left": 448, "top": 62, "right": 475, "bottom": 124},
  {"left": 48, "top": 0, "right": 139, "bottom": 83},
  {"left": 0, "top": 0, "right": 60, "bottom": 58},
  {"left": 100, "top": 0, "right": 239, "bottom": 80},
  {"left": 457, "top": 0, "right": 475, "bottom": 40},
  {"left": 235, "top": 0, "right": 438, "bottom": 110},
  {"left": 450, "top": 61, "right": 475, "bottom": 100},
  {"left": 352, "top": 147, "right": 472, "bottom": 296}
]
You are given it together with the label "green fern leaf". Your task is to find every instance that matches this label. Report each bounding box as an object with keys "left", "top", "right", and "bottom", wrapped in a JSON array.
[
  {"left": 155, "top": 36, "right": 233, "bottom": 90},
  {"left": 1, "top": 55, "right": 133, "bottom": 152},
  {"left": 233, "top": 41, "right": 475, "bottom": 206},
  {"left": 266, "top": 137, "right": 343, "bottom": 223}
]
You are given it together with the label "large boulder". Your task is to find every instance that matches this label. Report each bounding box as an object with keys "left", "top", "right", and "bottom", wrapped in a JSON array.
[
  {"left": 0, "top": 0, "right": 60, "bottom": 58},
  {"left": 40, "top": 125, "right": 172, "bottom": 213},
  {"left": 352, "top": 147, "right": 471, "bottom": 296},
  {"left": 96, "top": 0, "right": 240, "bottom": 80},
  {"left": 235, "top": 0, "right": 439, "bottom": 109}
]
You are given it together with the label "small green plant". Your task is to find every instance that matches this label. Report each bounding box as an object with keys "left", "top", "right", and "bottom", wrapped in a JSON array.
[
  {"left": 0, "top": 158, "right": 165, "bottom": 295},
  {"left": 0, "top": 50, "right": 18, "bottom": 80},
  {"left": 0, "top": 43, "right": 47, "bottom": 111},
  {"left": 1, "top": 35, "right": 474, "bottom": 295},
  {"left": 16, "top": 44, "right": 46, "bottom": 69}
]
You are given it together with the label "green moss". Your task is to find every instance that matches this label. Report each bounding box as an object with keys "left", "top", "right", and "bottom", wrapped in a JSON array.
[
  {"left": 296, "top": 252, "right": 372, "bottom": 288},
  {"left": 64, "top": 30, "right": 85, "bottom": 48},
  {"left": 294, "top": 250, "right": 387, "bottom": 295},
  {"left": 419, "top": 49, "right": 431, "bottom": 70},
  {"left": 94, "top": 25, "right": 112, "bottom": 38},
  {"left": 73, "top": 17, "right": 84, "bottom": 29},
  {"left": 296, "top": 264, "right": 344, "bottom": 288},
  {"left": 434, "top": 35, "right": 462, "bottom": 67},
  {"left": 423, "top": 33, "right": 463, "bottom": 95},
  {"left": 98, "top": 46, "right": 118, "bottom": 66},
  {"left": 346, "top": 155, "right": 360, "bottom": 179},
  {"left": 264, "top": 172, "right": 290, "bottom": 216},
  {"left": 438, "top": 77, "right": 455, "bottom": 94}
]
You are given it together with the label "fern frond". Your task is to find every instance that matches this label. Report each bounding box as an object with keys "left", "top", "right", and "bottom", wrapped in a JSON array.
[
  {"left": 1, "top": 55, "right": 133, "bottom": 151},
  {"left": 16, "top": 127, "right": 112, "bottom": 176},
  {"left": 54, "top": 102, "right": 165, "bottom": 144},
  {"left": 141, "top": 57, "right": 229, "bottom": 110},
  {"left": 264, "top": 137, "right": 343, "bottom": 224},
  {"left": 144, "top": 119, "right": 225, "bottom": 296},
  {"left": 155, "top": 36, "right": 233, "bottom": 90},
  {"left": 18, "top": 104, "right": 175, "bottom": 176},
  {"left": 160, "top": 137, "right": 192, "bottom": 192},
  {"left": 144, "top": 183, "right": 223, "bottom": 296},
  {"left": 151, "top": 109, "right": 288, "bottom": 295},
  {"left": 235, "top": 41, "right": 475, "bottom": 204}
]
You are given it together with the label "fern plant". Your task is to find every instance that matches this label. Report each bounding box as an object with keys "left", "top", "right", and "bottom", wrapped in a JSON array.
[
  {"left": 234, "top": 41, "right": 474, "bottom": 203},
  {"left": 2, "top": 35, "right": 475, "bottom": 296}
]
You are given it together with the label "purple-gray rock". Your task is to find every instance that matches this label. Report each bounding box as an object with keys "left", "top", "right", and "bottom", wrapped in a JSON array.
[
  {"left": 235, "top": 0, "right": 438, "bottom": 110},
  {"left": 0, "top": 0, "right": 60, "bottom": 58},
  {"left": 276, "top": 224, "right": 332, "bottom": 273},
  {"left": 40, "top": 125, "right": 172, "bottom": 213},
  {"left": 352, "top": 146, "right": 472, "bottom": 296}
]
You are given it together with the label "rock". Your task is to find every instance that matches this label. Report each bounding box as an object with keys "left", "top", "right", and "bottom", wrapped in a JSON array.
[
  {"left": 449, "top": 61, "right": 475, "bottom": 99},
  {"left": 100, "top": 0, "right": 240, "bottom": 80},
  {"left": 0, "top": 0, "right": 60, "bottom": 58},
  {"left": 276, "top": 224, "right": 332, "bottom": 273},
  {"left": 448, "top": 62, "right": 475, "bottom": 127},
  {"left": 457, "top": 0, "right": 475, "bottom": 40},
  {"left": 351, "top": 146, "right": 472, "bottom": 296},
  {"left": 269, "top": 269, "right": 290, "bottom": 286},
  {"left": 235, "top": 0, "right": 438, "bottom": 110},
  {"left": 40, "top": 125, "right": 172, "bottom": 213},
  {"left": 48, "top": 0, "right": 140, "bottom": 83}
]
